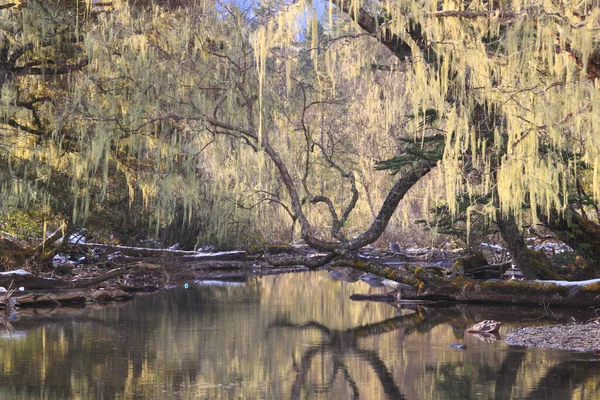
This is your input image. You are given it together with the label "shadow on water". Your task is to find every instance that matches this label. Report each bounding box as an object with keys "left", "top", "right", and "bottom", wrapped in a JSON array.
[{"left": 0, "top": 271, "right": 598, "bottom": 399}]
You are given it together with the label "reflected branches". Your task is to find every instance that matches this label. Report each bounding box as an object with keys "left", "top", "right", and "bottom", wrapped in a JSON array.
[
  {"left": 269, "top": 301, "right": 600, "bottom": 399},
  {"left": 268, "top": 311, "right": 430, "bottom": 399}
]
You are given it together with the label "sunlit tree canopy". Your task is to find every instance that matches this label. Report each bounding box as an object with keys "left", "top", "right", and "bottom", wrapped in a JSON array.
[{"left": 1, "top": 0, "right": 599, "bottom": 250}]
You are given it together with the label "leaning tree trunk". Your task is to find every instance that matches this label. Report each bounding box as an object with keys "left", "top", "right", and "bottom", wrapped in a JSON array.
[{"left": 496, "top": 212, "right": 558, "bottom": 280}]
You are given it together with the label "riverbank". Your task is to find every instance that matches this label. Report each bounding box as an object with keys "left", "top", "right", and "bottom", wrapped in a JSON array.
[
  {"left": 505, "top": 322, "right": 600, "bottom": 352},
  {"left": 0, "top": 239, "right": 592, "bottom": 310},
  {"left": 0, "top": 242, "right": 450, "bottom": 307},
  {"left": 0, "top": 257, "right": 311, "bottom": 308}
]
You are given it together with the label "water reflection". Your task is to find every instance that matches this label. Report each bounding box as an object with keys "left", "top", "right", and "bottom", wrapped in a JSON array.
[
  {"left": 269, "top": 314, "right": 415, "bottom": 399},
  {"left": 0, "top": 271, "right": 598, "bottom": 399}
]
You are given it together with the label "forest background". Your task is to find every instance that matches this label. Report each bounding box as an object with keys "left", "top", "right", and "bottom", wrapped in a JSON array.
[{"left": 1, "top": 0, "right": 600, "bottom": 282}]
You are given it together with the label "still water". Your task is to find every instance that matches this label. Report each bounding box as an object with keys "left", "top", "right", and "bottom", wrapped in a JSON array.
[{"left": 0, "top": 271, "right": 598, "bottom": 399}]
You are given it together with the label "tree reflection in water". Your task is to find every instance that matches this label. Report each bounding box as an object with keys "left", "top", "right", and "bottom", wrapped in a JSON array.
[
  {"left": 269, "top": 307, "right": 430, "bottom": 399},
  {"left": 2, "top": 275, "right": 600, "bottom": 399},
  {"left": 269, "top": 304, "right": 600, "bottom": 400}
]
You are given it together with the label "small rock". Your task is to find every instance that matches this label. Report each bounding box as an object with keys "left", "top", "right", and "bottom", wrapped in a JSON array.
[
  {"left": 389, "top": 242, "right": 402, "bottom": 254},
  {"left": 467, "top": 320, "right": 502, "bottom": 334},
  {"left": 447, "top": 344, "right": 467, "bottom": 350},
  {"left": 359, "top": 273, "right": 385, "bottom": 287}
]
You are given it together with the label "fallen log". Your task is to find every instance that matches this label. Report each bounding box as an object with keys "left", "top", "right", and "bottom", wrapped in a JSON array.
[
  {"left": 350, "top": 293, "right": 396, "bottom": 302},
  {"left": 16, "top": 301, "right": 131, "bottom": 317},
  {"left": 349, "top": 292, "right": 438, "bottom": 303},
  {"left": 70, "top": 268, "right": 130, "bottom": 288},
  {"left": 15, "top": 288, "right": 132, "bottom": 305},
  {"left": 71, "top": 243, "right": 247, "bottom": 260},
  {"left": 268, "top": 252, "right": 336, "bottom": 269},
  {"left": 424, "top": 278, "right": 600, "bottom": 306},
  {"left": 0, "top": 268, "right": 129, "bottom": 290},
  {"left": 190, "top": 261, "right": 254, "bottom": 270},
  {"left": 106, "top": 258, "right": 257, "bottom": 273},
  {"left": 333, "top": 258, "right": 600, "bottom": 307}
]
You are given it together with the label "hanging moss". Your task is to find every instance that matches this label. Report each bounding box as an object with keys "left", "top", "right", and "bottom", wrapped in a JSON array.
[{"left": 1, "top": 0, "right": 599, "bottom": 249}]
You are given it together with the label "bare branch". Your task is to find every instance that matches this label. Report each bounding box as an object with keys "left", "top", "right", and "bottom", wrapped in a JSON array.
[{"left": 6, "top": 118, "right": 46, "bottom": 136}]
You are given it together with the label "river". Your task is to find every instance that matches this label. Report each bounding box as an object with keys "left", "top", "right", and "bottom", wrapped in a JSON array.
[{"left": 0, "top": 271, "right": 598, "bottom": 399}]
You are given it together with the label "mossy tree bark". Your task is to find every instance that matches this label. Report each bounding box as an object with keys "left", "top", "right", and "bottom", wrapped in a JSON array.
[
  {"left": 496, "top": 212, "right": 558, "bottom": 280},
  {"left": 333, "top": 256, "right": 600, "bottom": 307},
  {"left": 545, "top": 206, "right": 600, "bottom": 274}
]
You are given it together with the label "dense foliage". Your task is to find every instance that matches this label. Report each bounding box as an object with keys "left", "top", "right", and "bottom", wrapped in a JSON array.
[{"left": 1, "top": 0, "right": 599, "bottom": 266}]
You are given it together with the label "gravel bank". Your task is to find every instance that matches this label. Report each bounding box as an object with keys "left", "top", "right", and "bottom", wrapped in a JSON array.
[{"left": 505, "top": 322, "right": 600, "bottom": 352}]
